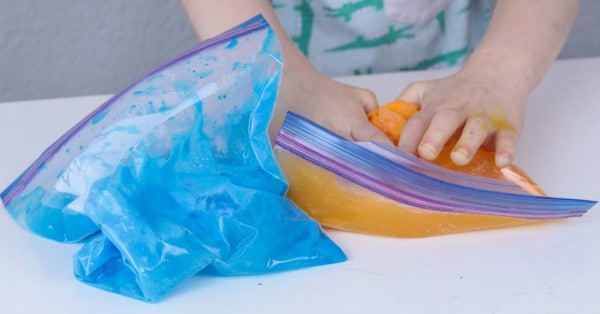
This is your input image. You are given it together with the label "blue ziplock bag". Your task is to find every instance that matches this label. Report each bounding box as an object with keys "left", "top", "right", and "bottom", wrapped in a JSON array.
[
  {"left": 0, "top": 15, "right": 345, "bottom": 303},
  {"left": 274, "top": 112, "right": 597, "bottom": 237}
]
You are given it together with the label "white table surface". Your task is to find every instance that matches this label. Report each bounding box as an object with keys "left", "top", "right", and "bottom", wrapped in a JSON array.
[{"left": 1, "top": 58, "right": 599, "bottom": 314}]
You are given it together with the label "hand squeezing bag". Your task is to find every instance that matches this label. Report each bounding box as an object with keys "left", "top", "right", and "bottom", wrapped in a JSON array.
[
  {"left": 274, "top": 107, "right": 596, "bottom": 238},
  {"left": 0, "top": 15, "right": 345, "bottom": 302}
]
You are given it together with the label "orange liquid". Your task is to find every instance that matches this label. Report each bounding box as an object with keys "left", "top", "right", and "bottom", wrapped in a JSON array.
[{"left": 276, "top": 149, "right": 540, "bottom": 238}]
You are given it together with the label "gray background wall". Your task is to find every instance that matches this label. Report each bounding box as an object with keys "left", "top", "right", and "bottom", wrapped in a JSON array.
[{"left": 1, "top": 0, "right": 599, "bottom": 103}]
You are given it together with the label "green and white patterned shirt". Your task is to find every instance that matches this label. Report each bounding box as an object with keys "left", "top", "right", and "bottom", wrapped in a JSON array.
[{"left": 273, "top": 0, "right": 495, "bottom": 76}]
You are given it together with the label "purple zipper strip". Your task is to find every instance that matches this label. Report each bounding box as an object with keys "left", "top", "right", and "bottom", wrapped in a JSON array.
[
  {"left": 366, "top": 142, "right": 524, "bottom": 193},
  {"left": 275, "top": 121, "right": 595, "bottom": 219},
  {"left": 277, "top": 132, "right": 453, "bottom": 209},
  {"left": 277, "top": 131, "right": 584, "bottom": 219}
]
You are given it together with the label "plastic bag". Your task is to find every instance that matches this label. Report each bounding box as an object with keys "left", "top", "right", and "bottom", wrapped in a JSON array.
[
  {"left": 1, "top": 15, "right": 345, "bottom": 303},
  {"left": 274, "top": 111, "right": 597, "bottom": 238},
  {"left": 368, "top": 100, "right": 546, "bottom": 196}
]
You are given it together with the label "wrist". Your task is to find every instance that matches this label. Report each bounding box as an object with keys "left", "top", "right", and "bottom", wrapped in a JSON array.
[{"left": 462, "top": 47, "right": 536, "bottom": 102}]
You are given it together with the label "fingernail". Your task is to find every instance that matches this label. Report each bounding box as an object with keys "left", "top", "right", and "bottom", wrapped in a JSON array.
[
  {"left": 418, "top": 143, "right": 438, "bottom": 160},
  {"left": 451, "top": 148, "right": 470, "bottom": 166},
  {"left": 495, "top": 153, "right": 511, "bottom": 168}
]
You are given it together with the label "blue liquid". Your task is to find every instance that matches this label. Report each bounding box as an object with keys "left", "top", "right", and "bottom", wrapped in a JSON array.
[{"left": 2, "top": 15, "right": 345, "bottom": 303}]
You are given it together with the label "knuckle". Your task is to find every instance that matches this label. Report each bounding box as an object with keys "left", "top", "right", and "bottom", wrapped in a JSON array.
[
  {"left": 467, "top": 116, "right": 492, "bottom": 134},
  {"left": 405, "top": 112, "right": 428, "bottom": 128},
  {"left": 357, "top": 88, "right": 376, "bottom": 100},
  {"left": 404, "top": 81, "right": 427, "bottom": 94},
  {"left": 429, "top": 108, "right": 464, "bottom": 130}
]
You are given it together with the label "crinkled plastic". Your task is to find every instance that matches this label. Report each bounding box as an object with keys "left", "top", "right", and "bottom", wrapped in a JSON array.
[
  {"left": 274, "top": 112, "right": 597, "bottom": 238},
  {"left": 0, "top": 15, "right": 345, "bottom": 302}
]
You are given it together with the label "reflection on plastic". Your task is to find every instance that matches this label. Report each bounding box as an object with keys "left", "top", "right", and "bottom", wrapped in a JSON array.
[
  {"left": 274, "top": 112, "right": 596, "bottom": 238},
  {"left": 0, "top": 16, "right": 345, "bottom": 303}
]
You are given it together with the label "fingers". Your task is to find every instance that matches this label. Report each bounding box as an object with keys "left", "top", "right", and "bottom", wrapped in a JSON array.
[
  {"left": 494, "top": 128, "right": 518, "bottom": 168},
  {"left": 397, "top": 100, "right": 517, "bottom": 167},
  {"left": 397, "top": 111, "right": 429, "bottom": 153},
  {"left": 391, "top": 71, "right": 526, "bottom": 167},
  {"left": 396, "top": 82, "right": 427, "bottom": 153},
  {"left": 418, "top": 109, "right": 466, "bottom": 161},
  {"left": 450, "top": 115, "right": 492, "bottom": 166}
]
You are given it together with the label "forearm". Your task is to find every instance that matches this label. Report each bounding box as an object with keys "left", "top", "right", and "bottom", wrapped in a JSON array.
[
  {"left": 465, "top": 0, "right": 580, "bottom": 94},
  {"left": 180, "top": 0, "right": 311, "bottom": 71}
]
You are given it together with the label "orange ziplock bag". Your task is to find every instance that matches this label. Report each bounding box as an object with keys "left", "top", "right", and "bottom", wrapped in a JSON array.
[
  {"left": 367, "top": 100, "right": 546, "bottom": 196},
  {"left": 273, "top": 104, "right": 596, "bottom": 238}
]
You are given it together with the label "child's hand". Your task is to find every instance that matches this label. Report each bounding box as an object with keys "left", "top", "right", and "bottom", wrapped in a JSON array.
[
  {"left": 271, "top": 62, "right": 391, "bottom": 145},
  {"left": 396, "top": 67, "right": 529, "bottom": 168}
]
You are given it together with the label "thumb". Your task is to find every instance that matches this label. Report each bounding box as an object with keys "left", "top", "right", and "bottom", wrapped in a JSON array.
[
  {"left": 397, "top": 81, "right": 426, "bottom": 104},
  {"left": 350, "top": 120, "right": 393, "bottom": 144},
  {"left": 358, "top": 88, "right": 380, "bottom": 113}
]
